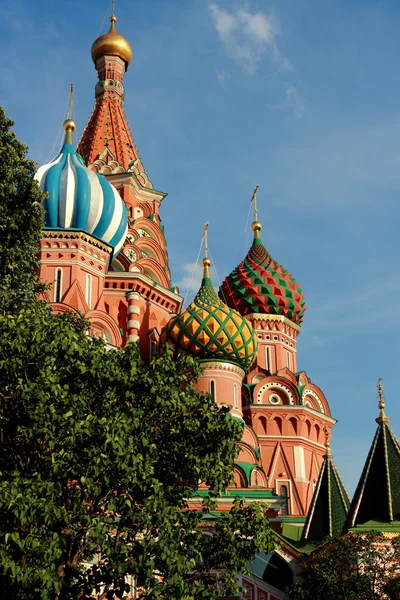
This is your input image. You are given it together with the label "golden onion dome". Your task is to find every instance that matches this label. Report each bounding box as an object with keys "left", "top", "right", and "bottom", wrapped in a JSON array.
[{"left": 91, "top": 16, "right": 133, "bottom": 69}]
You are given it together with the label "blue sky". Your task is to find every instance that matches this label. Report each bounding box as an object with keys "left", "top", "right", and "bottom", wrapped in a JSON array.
[{"left": 3, "top": 0, "right": 400, "bottom": 495}]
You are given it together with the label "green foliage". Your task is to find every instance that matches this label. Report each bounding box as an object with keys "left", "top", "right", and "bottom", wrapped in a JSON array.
[
  {"left": 0, "top": 106, "right": 46, "bottom": 314},
  {"left": 0, "top": 309, "right": 276, "bottom": 599},
  {"left": 286, "top": 531, "right": 400, "bottom": 600}
]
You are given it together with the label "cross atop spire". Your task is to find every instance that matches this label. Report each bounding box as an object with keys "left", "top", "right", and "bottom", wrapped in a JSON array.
[
  {"left": 63, "top": 84, "right": 76, "bottom": 146},
  {"left": 376, "top": 377, "right": 390, "bottom": 424},
  {"left": 68, "top": 83, "right": 74, "bottom": 120},
  {"left": 250, "top": 185, "right": 262, "bottom": 242},
  {"left": 202, "top": 222, "right": 211, "bottom": 283}
]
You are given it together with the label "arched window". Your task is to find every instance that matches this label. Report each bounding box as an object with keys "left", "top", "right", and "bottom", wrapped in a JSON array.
[
  {"left": 259, "top": 416, "right": 267, "bottom": 434},
  {"left": 150, "top": 339, "right": 157, "bottom": 359},
  {"left": 233, "top": 384, "right": 238, "bottom": 409},
  {"left": 265, "top": 346, "right": 272, "bottom": 372},
  {"left": 286, "top": 351, "right": 291, "bottom": 369},
  {"left": 54, "top": 268, "right": 63, "bottom": 303},
  {"left": 85, "top": 274, "right": 92, "bottom": 309},
  {"left": 210, "top": 380, "right": 216, "bottom": 402},
  {"left": 273, "top": 416, "right": 282, "bottom": 435},
  {"left": 280, "top": 485, "right": 289, "bottom": 515}
]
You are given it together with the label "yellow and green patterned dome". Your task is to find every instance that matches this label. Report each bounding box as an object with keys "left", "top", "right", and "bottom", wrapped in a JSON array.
[{"left": 161, "top": 258, "right": 258, "bottom": 371}]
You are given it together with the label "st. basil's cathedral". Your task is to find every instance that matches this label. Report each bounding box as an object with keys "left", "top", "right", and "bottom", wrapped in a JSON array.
[{"left": 33, "top": 10, "right": 400, "bottom": 600}]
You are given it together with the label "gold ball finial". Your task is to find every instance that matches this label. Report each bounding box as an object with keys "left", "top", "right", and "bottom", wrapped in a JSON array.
[
  {"left": 63, "top": 119, "right": 76, "bottom": 132},
  {"left": 251, "top": 221, "right": 262, "bottom": 232},
  {"left": 202, "top": 258, "right": 211, "bottom": 267},
  {"left": 91, "top": 15, "right": 133, "bottom": 68}
]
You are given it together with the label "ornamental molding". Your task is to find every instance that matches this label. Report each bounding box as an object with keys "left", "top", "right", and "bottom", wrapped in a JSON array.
[
  {"left": 257, "top": 381, "right": 295, "bottom": 405},
  {"left": 41, "top": 230, "right": 112, "bottom": 253},
  {"left": 247, "top": 404, "right": 336, "bottom": 424},
  {"left": 200, "top": 361, "right": 245, "bottom": 378},
  {"left": 302, "top": 388, "right": 325, "bottom": 414},
  {"left": 95, "top": 79, "right": 124, "bottom": 97},
  {"left": 246, "top": 313, "right": 301, "bottom": 333}
]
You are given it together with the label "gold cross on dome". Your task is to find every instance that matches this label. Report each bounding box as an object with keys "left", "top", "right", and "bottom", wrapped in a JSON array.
[{"left": 251, "top": 184, "right": 259, "bottom": 222}]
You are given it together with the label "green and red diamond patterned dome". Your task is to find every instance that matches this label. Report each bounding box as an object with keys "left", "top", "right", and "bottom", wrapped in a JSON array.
[{"left": 219, "top": 225, "right": 306, "bottom": 325}]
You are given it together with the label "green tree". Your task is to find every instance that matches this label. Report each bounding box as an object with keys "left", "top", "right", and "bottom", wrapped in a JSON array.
[
  {"left": 0, "top": 308, "right": 276, "bottom": 600},
  {"left": 0, "top": 106, "right": 276, "bottom": 599},
  {"left": 0, "top": 106, "right": 46, "bottom": 314},
  {"left": 286, "top": 531, "right": 400, "bottom": 600}
]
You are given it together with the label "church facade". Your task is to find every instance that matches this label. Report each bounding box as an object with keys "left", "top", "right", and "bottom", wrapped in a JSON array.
[{"left": 33, "top": 11, "right": 400, "bottom": 600}]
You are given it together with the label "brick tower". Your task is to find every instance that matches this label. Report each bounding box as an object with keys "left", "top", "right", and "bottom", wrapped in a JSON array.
[{"left": 37, "top": 11, "right": 182, "bottom": 356}]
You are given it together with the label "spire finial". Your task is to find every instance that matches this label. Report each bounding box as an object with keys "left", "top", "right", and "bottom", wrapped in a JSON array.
[
  {"left": 376, "top": 378, "right": 390, "bottom": 424},
  {"left": 111, "top": 0, "right": 116, "bottom": 23},
  {"left": 323, "top": 426, "right": 332, "bottom": 458},
  {"left": 63, "top": 83, "right": 76, "bottom": 146},
  {"left": 202, "top": 222, "right": 211, "bottom": 282},
  {"left": 68, "top": 83, "right": 74, "bottom": 120},
  {"left": 250, "top": 185, "right": 262, "bottom": 241}
]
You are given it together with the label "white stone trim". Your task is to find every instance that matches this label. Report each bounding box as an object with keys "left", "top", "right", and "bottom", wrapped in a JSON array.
[
  {"left": 257, "top": 382, "right": 295, "bottom": 405},
  {"left": 302, "top": 388, "right": 325, "bottom": 414}
]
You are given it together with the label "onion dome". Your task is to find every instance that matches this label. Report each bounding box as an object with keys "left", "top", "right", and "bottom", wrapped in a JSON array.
[
  {"left": 220, "top": 221, "right": 306, "bottom": 325},
  {"left": 35, "top": 119, "right": 128, "bottom": 256},
  {"left": 161, "top": 249, "right": 258, "bottom": 372},
  {"left": 91, "top": 15, "right": 133, "bottom": 69}
]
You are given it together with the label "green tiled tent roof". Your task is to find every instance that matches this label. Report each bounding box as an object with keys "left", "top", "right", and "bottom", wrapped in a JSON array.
[
  {"left": 161, "top": 268, "right": 258, "bottom": 372},
  {"left": 219, "top": 234, "right": 306, "bottom": 325},
  {"left": 346, "top": 414, "right": 400, "bottom": 530},
  {"left": 302, "top": 450, "right": 350, "bottom": 543}
]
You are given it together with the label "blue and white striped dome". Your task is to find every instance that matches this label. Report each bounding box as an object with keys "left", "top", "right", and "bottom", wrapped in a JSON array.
[{"left": 35, "top": 121, "right": 127, "bottom": 256}]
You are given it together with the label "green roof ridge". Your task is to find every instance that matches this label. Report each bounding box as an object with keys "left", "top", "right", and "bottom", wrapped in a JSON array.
[
  {"left": 346, "top": 420, "right": 400, "bottom": 530},
  {"left": 302, "top": 453, "right": 350, "bottom": 543}
]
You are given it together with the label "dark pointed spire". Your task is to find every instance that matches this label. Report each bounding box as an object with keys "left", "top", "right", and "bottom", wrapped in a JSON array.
[
  {"left": 302, "top": 428, "right": 350, "bottom": 543},
  {"left": 346, "top": 380, "right": 400, "bottom": 530}
]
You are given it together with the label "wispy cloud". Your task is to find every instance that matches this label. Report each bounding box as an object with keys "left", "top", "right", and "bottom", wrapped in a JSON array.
[
  {"left": 266, "top": 84, "right": 305, "bottom": 118},
  {"left": 175, "top": 262, "right": 204, "bottom": 304},
  {"left": 208, "top": 3, "right": 291, "bottom": 74},
  {"left": 215, "top": 67, "right": 231, "bottom": 86}
]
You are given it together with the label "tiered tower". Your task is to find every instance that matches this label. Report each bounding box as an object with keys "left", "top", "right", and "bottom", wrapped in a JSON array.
[
  {"left": 161, "top": 226, "right": 270, "bottom": 490},
  {"left": 36, "top": 11, "right": 182, "bottom": 356},
  {"left": 220, "top": 192, "right": 335, "bottom": 519}
]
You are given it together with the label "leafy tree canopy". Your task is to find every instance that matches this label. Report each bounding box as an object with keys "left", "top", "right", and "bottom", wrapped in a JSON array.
[
  {"left": 287, "top": 531, "right": 400, "bottom": 600},
  {"left": 0, "top": 309, "right": 276, "bottom": 599},
  {"left": 0, "top": 106, "right": 46, "bottom": 314},
  {"left": 0, "top": 106, "right": 276, "bottom": 599}
]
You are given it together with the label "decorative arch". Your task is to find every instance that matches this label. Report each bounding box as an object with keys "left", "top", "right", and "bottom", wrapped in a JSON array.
[
  {"left": 271, "top": 416, "right": 282, "bottom": 435},
  {"left": 86, "top": 309, "right": 123, "bottom": 347},
  {"left": 233, "top": 466, "right": 247, "bottom": 488},
  {"left": 256, "top": 381, "right": 295, "bottom": 405},
  {"left": 288, "top": 417, "right": 297, "bottom": 435},
  {"left": 257, "top": 416, "right": 267, "bottom": 435},
  {"left": 254, "top": 376, "right": 300, "bottom": 406},
  {"left": 301, "top": 384, "right": 331, "bottom": 416}
]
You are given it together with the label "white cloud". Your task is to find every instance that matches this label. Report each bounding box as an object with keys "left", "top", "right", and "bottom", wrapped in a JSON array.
[
  {"left": 174, "top": 262, "right": 204, "bottom": 304},
  {"left": 215, "top": 67, "right": 231, "bottom": 85},
  {"left": 208, "top": 3, "right": 291, "bottom": 74},
  {"left": 266, "top": 84, "right": 305, "bottom": 118}
]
